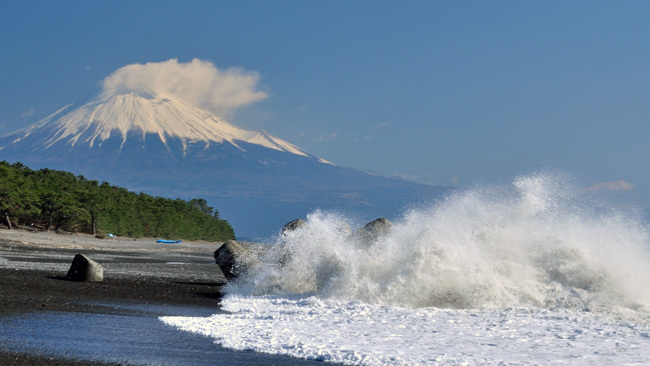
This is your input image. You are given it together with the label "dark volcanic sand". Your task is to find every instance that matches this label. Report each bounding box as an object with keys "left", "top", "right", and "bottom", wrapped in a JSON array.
[
  {"left": 0, "top": 268, "right": 225, "bottom": 316},
  {"left": 0, "top": 230, "right": 226, "bottom": 365},
  {"left": 0, "top": 230, "right": 338, "bottom": 366},
  {"left": 0, "top": 267, "right": 226, "bottom": 365}
]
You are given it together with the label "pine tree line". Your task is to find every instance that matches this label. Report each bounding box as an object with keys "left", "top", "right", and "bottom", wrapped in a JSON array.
[{"left": 0, "top": 161, "right": 235, "bottom": 241}]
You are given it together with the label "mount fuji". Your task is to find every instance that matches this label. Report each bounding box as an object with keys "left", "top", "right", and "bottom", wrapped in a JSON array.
[{"left": 0, "top": 89, "right": 447, "bottom": 238}]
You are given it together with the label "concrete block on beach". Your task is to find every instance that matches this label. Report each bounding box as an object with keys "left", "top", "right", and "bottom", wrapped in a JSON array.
[
  {"left": 353, "top": 218, "right": 394, "bottom": 247},
  {"left": 281, "top": 219, "right": 306, "bottom": 236},
  {"left": 66, "top": 253, "right": 104, "bottom": 282},
  {"left": 214, "top": 240, "right": 260, "bottom": 280}
]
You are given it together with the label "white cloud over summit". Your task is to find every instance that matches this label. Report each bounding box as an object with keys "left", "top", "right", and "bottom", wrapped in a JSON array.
[{"left": 102, "top": 59, "right": 268, "bottom": 117}]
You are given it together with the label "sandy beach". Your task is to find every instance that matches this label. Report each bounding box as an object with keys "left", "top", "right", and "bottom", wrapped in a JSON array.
[
  {"left": 0, "top": 229, "right": 326, "bottom": 365},
  {"left": 0, "top": 228, "right": 225, "bottom": 365},
  {"left": 0, "top": 228, "right": 335, "bottom": 366}
]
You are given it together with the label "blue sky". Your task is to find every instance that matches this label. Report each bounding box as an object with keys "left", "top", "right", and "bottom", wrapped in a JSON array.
[{"left": 2, "top": 1, "right": 650, "bottom": 208}]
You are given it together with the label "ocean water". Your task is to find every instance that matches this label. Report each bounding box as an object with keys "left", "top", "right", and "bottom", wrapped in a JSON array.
[
  {"left": 0, "top": 303, "right": 332, "bottom": 365},
  {"left": 161, "top": 172, "right": 650, "bottom": 365}
]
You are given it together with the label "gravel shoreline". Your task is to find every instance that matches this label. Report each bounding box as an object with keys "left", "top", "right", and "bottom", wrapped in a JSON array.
[{"left": 0, "top": 228, "right": 227, "bottom": 365}]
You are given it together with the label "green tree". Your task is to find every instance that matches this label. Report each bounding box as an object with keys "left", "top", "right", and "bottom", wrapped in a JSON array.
[{"left": 0, "top": 161, "right": 236, "bottom": 241}]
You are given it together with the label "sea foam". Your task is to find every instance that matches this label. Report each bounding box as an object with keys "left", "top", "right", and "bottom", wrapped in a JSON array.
[
  {"left": 162, "top": 295, "right": 650, "bottom": 365},
  {"left": 229, "top": 171, "right": 650, "bottom": 312},
  {"left": 162, "top": 172, "right": 650, "bottom": 364}
]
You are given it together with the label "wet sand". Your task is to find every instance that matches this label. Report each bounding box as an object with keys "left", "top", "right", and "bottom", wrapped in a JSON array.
[
  {"left": 0, "top": 229, "right": 332, "bottom": 365},
  {"left": 0, "top": 228, "right": 224, "bottom": 365}
]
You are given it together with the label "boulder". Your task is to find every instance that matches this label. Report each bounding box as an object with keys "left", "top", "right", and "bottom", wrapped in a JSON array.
[
  {"left": 282, "top": 218, "right": 350, "bottom": 237},
  {"left": 214, "top": 240, "right": 260, "bottom": 280},
  {"left": 353, "top": 218, "right": 394, "bottom": 247},
  {"left": 281, "top": 219, "right": 306, "bottom": 236},
  {"left": 66, "top": 253, "right": 104, "bottom": 282}
]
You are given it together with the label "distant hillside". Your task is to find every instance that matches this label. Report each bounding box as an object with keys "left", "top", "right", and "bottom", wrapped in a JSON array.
[
  {"left": 0, "top": 161, "right": 235, "bottom": 241},
  {"left": 0, "top": 77, "right": 449, "bottom": 239}
]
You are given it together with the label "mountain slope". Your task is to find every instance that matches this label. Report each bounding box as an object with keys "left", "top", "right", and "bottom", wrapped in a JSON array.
[
  {"left": 5, "top": 91, "right": 325, "bottom": 161},
  {"left": 0, "top": 91, "right": 447, "bottom": 238}
]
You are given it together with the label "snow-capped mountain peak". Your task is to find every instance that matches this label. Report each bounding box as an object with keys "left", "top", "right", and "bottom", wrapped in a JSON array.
[
  {"left": 8, "top": 90, "right": 328, "bottom": 162},
  {"left": 0, "top": 59, "right": 446, "bottom": 238}
]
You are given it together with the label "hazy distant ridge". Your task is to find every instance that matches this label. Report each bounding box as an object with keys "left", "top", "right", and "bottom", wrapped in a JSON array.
[{"left": 0, "top": 88, "right": 447, "bottom": 237}]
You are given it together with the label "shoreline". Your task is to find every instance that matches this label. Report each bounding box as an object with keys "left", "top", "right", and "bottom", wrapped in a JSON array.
[
  {"left": 0, "top": 228, "right": 338, "bottom": 365},
  {"left": 0, "top": 228, "right": 226, "bottom": 365},
  {"left": 0, "top": 228, "right": 342, "bottom": 365}
]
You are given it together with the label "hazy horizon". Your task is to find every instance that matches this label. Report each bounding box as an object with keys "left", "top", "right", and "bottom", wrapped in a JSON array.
[{"left": 2, "top": 1, "right": 649, "bottom": 209}]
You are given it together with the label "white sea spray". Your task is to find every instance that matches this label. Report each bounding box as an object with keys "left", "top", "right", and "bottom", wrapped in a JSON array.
[
  {"left": 162, "top": 172, "right": 650, "bottom": 365},
  {"left": 228, "top": 171, "right": 650, "bottom": 312}
]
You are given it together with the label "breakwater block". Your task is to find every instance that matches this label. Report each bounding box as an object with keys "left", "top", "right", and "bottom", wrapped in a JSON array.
[
  {"left": 66, "top": 253, "right": 104, "bottom": 282},
  {"left": 281, "top": 219, "right": 306, "bottom": 236},
  {"left": 214, "top": 240, "right": 260, "bottom": 280},
  {"left": 353, "top": 218, "right": 394, "bottom": 247}
]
